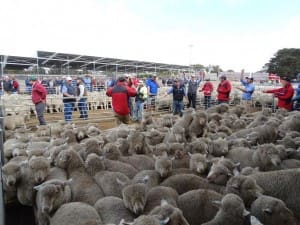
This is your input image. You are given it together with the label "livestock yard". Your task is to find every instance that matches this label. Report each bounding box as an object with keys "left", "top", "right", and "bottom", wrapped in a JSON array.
[{"left": 1, "top": 53, "right": 300, "bottom": 225}]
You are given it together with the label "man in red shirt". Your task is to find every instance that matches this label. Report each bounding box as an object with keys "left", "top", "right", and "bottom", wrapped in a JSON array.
[
  {"left": 217, "top": 75, "right": 231, "bottom": 104},
  {"left": 106, "top": 76, "right": 137, "bottom": 125},
  {"left": 29, "top": 76, "right": 47, "bottom": 125},
  {"left": 263, "top": 76, "right": 294, "bottom": 111},
  {"left": 199, "top": 78, "right": 214, "bottom": 109}
]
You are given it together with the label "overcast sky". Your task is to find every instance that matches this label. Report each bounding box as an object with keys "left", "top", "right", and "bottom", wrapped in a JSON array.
[{"left": 0, "top": 0, "right": 299, "bottom": 72}]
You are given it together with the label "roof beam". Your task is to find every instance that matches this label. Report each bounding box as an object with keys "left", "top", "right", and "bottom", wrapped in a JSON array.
[
  {"left": 41, "top": 52, "right": 58, "bottom": 65},
  {"left": 61, "top": 55, "right": 83, "bottom": 66}
]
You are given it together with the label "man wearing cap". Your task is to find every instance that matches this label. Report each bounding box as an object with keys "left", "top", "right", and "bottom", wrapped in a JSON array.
[
  {"left": 165, "top": 79, "right": 186, "bottom": 117},
  {"left": 263, "top": 76, "right": 294, "bottom": 111},
  {"left": 62, "top": 76, "right": 76, "bottom": 122},
  {"left": 187, "top": 75, "right": 200, "bottom": 109},
  {"left": 106, "top": 76, "right": 137, "bottom": 125},
  {"left": 133, "top": 80, "right": 147, "bottom": 122},
  {"left": 217, "top": 74, "right": 231, "bottom": 104},
  {"left": 145, "top": 74, "right": 160, "bottom": 113},
  {"left": 29, "top": 76, "right": 47, "bottom": 125},
  {"left": 292, "top": 73, "right": 300, "bottom": 110},
  {"left": 236, "top": 69, "right": 255, "bottom": 110}
]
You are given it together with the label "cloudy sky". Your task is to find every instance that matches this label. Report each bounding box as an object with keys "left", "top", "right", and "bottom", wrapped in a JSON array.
[{"left": 0, "top": 0, "right": 299, "bottom": 72}]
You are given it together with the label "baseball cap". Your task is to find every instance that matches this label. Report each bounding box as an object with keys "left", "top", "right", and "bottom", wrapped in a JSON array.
[
  {"left": 245, "top": 77, "right": 254, "bottom": 81},
  {"left": 66, "top": 76, "right": 72, "bottom": 81},
  {"left": 281, "top": 76, "right": 290, "bottom": 82},
  {"left": 29, "top": 75, "right": 37, "bottom": 81}
]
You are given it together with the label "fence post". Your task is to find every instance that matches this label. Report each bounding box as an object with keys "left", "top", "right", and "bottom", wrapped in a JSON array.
[{"left": 0, "top": 104, "right": 6, "bottom": 225}]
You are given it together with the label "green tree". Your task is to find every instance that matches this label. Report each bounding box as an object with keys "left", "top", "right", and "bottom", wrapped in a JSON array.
[{"left": 266, "top": 48, "right": 300, "bottom": 79}]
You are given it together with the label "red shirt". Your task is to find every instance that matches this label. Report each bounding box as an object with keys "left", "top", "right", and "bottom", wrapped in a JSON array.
[
  {"left": 201, "top": 82, "right": 214, "bottom": 96},
  {"left": 31, "top": 81, "right": 47, "bottom": 104},
  {"left": 265, "top": 83, "right": 294, "bottom": 110},
  {"left": 217, "top": 80, "right": 231, "bottom": 101},
  {"left": 106, "top": 81, "right": 137, "bottom": 115}
]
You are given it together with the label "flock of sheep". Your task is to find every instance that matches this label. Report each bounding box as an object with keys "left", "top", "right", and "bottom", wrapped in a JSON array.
[{"left": 2, "top": 100, "right": 300, "bottom": 225}]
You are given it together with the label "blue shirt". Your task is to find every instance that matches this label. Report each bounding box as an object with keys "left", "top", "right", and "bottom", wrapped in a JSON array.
[
  {"left": 240, "top": 79, "right": 255, "bottom": 100},
  {"left": 146, "top": 78, "right": 159, "bottom": 95}
]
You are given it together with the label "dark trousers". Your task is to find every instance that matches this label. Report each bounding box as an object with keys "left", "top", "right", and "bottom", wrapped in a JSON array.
[
  {"left": 204, "top": 96, "right": 211, "bottom": 109},
  {"left": 35, "top": 102, "right": 46, "bottom": 125},
  {"left": 187, "top": 93, "right": 197, "bottom": 109},
  {"left": 173, "top": 100, "right": 184, "bottom": 117}
]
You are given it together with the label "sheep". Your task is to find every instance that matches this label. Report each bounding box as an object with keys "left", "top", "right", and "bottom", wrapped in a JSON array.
[
  {"left": 225, "top": 175, "right": 263, "bottom": 208},
  {"left": 78, "top": 137, "right": 103, "bottom": 161},
  {"left": 103, "top": 158, "right": 138, "bottom": 179},
  {"left": 250, "top": 168, "right": 300, "bottom": 218},
  {"left": 132, "top": 170, "right": 161, "bottom": 189},
  {"left": 178, "top": 189, "right": 222, "bottom": 225},
  {"left": 246, "top": 121, "right": 279, "bottom": 145},
  {"left": 208, "top": 138, "right": 229, "bottom": 157},
  {"left": 49, "top": 202, "right": 102, "bottom": 225},
  {"left": 17, "top": 156, "right": 50, "bottom": 206},
  {"left": 250, "top": 195, "right": 297, "bottom": 225},
  {"left": 94, "top": 196, "right": 135, "bottom": 225},
  {"left": 55, "top": 149, "right": 104, "bottom": 205},
  {"left": 206, "top": 162, "right": 233, "bottom": 185},
  {"left": 144, "top": 186, "right": 179, "bottom": 214},
  {"left": 201, "top": 193, "right": 250, "bottom": 225},
  {"left": 187, "top": 110, "right": 208, "bottom": 140},
  {"left": 160, "top": 174, "right": 225, "bottom": 195},
  {"left": 226, "top": 144, "right": 282, "bottom": 171},
  {"left": 34, "top": 179, "right": 72, "bottom": 225},
  {"left": 185, "top": 139, "right": 209, "bottom": 154},
  {"left": 85, "top": 153, "right": 130, "bottom": 198},
  {"left": 240, "top": 166, "right": 260, "bottom": 176},
  {"left": 163, "top": 124, "right": 187, "bottom": 144},
  {"left": 171, "top": 149, "right": 190, "bottom": 169},
  {"left": 149, "top": 200, "right": 190, "bottom": 225},
  {"left": 124, "top": 215, "right": 161, "bottom": 225},
  {"left": 122, "top": 183, "right": 148, "bottom": 215},
  {"left": 4, "top": 113, "right": 29, "bottom": 130},
  {"left": 188, "top": 153, "right": 209, "bottom": 175},
  {"left": 119, "top": 155, "right": 155, "bottom": 171},
  {"left": 127, "top": 129, "right": 146, "bottom": 155},
  {"left": 154, "top": 153, "right": 172, "bottom": 178}
]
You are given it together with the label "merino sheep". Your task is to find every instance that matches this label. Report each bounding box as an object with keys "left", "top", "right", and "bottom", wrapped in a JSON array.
[
  {"left": 250, "top": 168, "right": 300, "bottom": 218},
  {"left": 178, "top": 189, "right": 222, "bottom": 225},
  {"left": 49, "top": 202, "right": 102, "bottom": 225},
  {"left": 94, "top": 196, "right": 135, "bottom": 225},
  {"left": 187, "top": 110, "right": 208, "bottom": 140},
  {"left": 154, "top": 153, "right": 172, "bottom": 178},
  {"left": 189, "top": 153, "right": 209, "bottom": 175},
  {"left": 160, "top": 174, "right": 225, "bottom": 195},
  {"left": 251, "top": 195, "right": 297, "bottom": 225},
  {"left": 132, "top": 170, "right": 161, "bottom": 189},
  {"left": 144, "top": 186, "right": 179, "bottom": 214},
  {"left": 201, "top": 193, "right": 250, "bottom": 225},
  {"left": 55, "top": 149, "right": 104, "bottom": 205},
  {"left": 34, "top": 179, "right": 72, "bottom": 225},
  {"left": 122, "top": 183, "right": 148, "bottom": 215},
  {"left": 149, "top": 200, "right": 190, "bottom": 225},
  {"left": 225, "top": 175, "right": 263, "bottom": 208}
]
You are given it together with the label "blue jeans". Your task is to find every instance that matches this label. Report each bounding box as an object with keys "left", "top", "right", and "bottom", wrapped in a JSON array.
[
  {"left": 64, "top": 102, "right": 74, "bottom": 122},
  {"left": 35, "top": 102, "right": 46, "bottom": 125},
  {"left": 78, "top": 98, "right": 88, "bottom": 118},
  {"left": 173, "top": 100, "right": 184, "bottom": 117},
  {"left": 133, "top": 100, "right": 145, "bottom": 122}
]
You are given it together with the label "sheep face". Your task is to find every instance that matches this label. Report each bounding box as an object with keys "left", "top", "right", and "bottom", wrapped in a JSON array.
[
  {"left": 29, "top": 157, "right": 50, "bottom": 184},
  {"left": 207, "top": 163, "right": 232, "bottom": 185},
  {"left": 189, "top": 153, "right": 208, "bottom": 174},
  {"left": 2, "top": 162, "right": 21, "bottom": 188},
  {"left": 155, "top": 156, "right": 172, "bottom": 178},
  {"left": 103, "top": 143, "right": 121, "bottom": 160},
  {"left": 122, "top": 184, "right": 147, "bottom": 215}
]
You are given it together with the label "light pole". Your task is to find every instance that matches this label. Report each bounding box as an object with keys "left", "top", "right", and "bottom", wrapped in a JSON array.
[{"left": 188, "top": 44, "right": 193, "bottom": 76}]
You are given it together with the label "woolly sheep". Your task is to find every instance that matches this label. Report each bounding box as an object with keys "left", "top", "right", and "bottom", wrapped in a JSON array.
[
  {"left": 154, "top": 153, "right": 172, "bottom": 178},
  {"left": 187, "top": 110, "right": 208, "bottom": 140},
  {"left": 251, "top": 195, "right": 297, "bottom": 225},
  {"left": 122, "top": 183, "right": 148, "bottom": 215},
  {"left": 94, "top": 196, "right": 135, "bottom": 225},
  {"left": 250, "top": 168, "right": 300, "bottom": 218},
  {"left": 132, "top": 170, "right": 161, "bottom": 189},
  {"left": 188, "top": 153, "right": 209, "bottom": 175},
  {"left": 178, "top": 189, "right": 222, "bottom": 225},
  {"left": 225, "top": 175, "right": 263, "bottom": 208},
  {"left": 55, "top": 149, "right": 104, "bottom": 205},
  {"left": 201, "top": 193, "right": 250, "bottom": 225},
  {"left": 49, "top": 202, "right": 102, "bottom": 225},
  {"left": 34, "top": 179, "right": 72, "bottom": 225}
]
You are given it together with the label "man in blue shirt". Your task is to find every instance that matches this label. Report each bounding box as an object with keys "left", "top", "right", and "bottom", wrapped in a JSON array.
[
  {"left": 146, "top": 74, "right": 160, "bottom": 112},
  {"left": 292, "top": 73, "right": 300, "bottom": 110},
  {"left": 165, "top": 79, "right": 186, "bottom": 117},
  {"left": 236, "top": 69, "right": 255, "bottom": 110}
]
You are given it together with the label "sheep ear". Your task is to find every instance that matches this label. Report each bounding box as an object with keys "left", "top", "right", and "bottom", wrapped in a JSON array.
[
  {"left": 161, "top": 199, "right": 168, "bottom": 207},
  {"left": 233, "top": 168, "right": 240, "bottom": 176},
  {"left": 64, "top": 179, "right": 72, "bottom": 186},
  {"left": 142, "top": 175, "right": 149, "bottom": 183},
  {"left": 263, "top": 208, "right": 272, "bottom": 214},
  {"left": 116, "top": 178, "right": 126, "bottom": 187},
  {"left": 243, "top": 209, "right": 250, "bottom": 217},
  {"left": 160, "top": 217, "right": 170, "bottom": 225},
  {"left": 250, "top": 215, "right": 263, "bottom": 225},
  {"left": 211, "top": 200, "right": 221, "bottom": 208},
  {"left": 188, "top": 152, "right": 193, "bottom": 158},
  {"left": 33, "top": 184, "right": 42, "bottom": 191}
]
